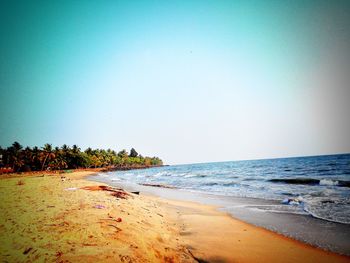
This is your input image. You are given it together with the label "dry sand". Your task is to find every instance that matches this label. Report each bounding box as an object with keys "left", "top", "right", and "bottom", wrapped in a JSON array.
[
  {"left": 0, "top": 171, "right": 349, "bottom": 262},
  {"left": 0, "top": 172, "right": 193, "bottom": 262}
]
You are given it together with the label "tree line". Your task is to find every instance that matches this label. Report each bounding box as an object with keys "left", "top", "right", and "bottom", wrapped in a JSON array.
[{"left": 0, "top": 142, "right": 163, "bottom": 172}]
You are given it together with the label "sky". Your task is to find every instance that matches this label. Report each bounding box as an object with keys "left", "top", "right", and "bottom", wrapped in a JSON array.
[{"left": 0, "top": 0, "right": 349, "bottom": 164}]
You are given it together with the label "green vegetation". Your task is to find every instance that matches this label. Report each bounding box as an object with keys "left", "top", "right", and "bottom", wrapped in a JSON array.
[{"left": 0, "top": 142, "right": 163, "bottom": 172}]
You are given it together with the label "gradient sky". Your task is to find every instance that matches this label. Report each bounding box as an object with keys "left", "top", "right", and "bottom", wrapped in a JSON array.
[{"left": 0, "top": 0, "right": 349, "bottom": 164}]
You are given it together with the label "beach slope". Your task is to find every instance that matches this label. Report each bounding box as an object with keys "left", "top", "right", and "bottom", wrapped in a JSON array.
[{"left": 0, "top": 171, "right": 349, "bottom": 262}]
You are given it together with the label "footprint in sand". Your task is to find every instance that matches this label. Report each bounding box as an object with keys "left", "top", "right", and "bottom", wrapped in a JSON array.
[{"left": 119, "top": 254, "right": 132, "bottom": 263}]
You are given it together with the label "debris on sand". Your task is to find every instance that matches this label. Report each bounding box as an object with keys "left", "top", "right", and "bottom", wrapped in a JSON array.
[
  {"left": 17, "top": 180, "right": 25, "bottom": 186},
  {"left": 81, "top": 185, "right": 130, "bottom": 199},
  {"left": 110, "top": 191, "right": 129, "bottom": 199},
  {"left": 94, "top": 204, "right": 106, "bottom": 209},
  {"left": 23, "top": 247, "right": 33, "bottom": 255}
]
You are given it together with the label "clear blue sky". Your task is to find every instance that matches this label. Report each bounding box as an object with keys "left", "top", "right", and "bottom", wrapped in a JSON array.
[{"left": 1, "top": 0, "right": 349, "bottom": 164}]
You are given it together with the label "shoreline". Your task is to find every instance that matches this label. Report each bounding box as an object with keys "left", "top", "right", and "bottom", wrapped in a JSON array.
[
  {"left": 1, "top": 171, "right": 349, "bottom": 262},
  {"left": 146, "top": 195, "right": 350, "bottom": 262},
  {"left": 90, "top": 172, "right": 350, "bottom": 256}
]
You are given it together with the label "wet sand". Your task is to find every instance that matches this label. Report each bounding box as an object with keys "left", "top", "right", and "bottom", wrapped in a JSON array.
[
  {"left": 154, "top": 197, "right": 350, "bottom": 262},
  {"left": 0, "top": 171, "right": 349, "bottom": 262}
]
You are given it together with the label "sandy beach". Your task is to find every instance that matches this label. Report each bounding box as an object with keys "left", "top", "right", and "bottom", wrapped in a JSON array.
[{"left": 0, "top": 171, "right": 349, "bottom": 263}]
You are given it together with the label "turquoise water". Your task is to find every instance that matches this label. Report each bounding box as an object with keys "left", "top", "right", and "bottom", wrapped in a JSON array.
[{"left": 102, "top": 154, "right": 350, "bottom": 224}]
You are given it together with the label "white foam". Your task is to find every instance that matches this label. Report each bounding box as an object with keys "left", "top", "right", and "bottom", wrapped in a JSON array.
[{"left": 319, "top": 179, "right": 338, "bottom": 186}]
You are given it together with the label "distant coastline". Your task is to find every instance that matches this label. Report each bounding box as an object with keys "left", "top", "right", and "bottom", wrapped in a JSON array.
[{"left": 0, "top": 141, "right": 163, "bottom": 174}]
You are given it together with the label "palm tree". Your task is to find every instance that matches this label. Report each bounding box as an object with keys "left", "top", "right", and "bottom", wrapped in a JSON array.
[
  {"left": 85, "top": 147, "right": 93, "bottom": 155},
  {"left": 30, "top": 146, "right": 41, "bottom": 170},
  {"left": 61, "top": 144, "right": 70, "bottom": 152},
  {"left": 129, "top": 148, "right": 138, "bottom": 158},
  {"left": 52, "top": 155, "right": 68, "bottom": 170},
  {"left": 118, "top": 149, "right": 127, "bottom": 158},
  {"left": 21, "top": 146, "right": 33, "bottom": 171},
  {"left": 6, "top": 142, "right": 24, "bottom": 171},
  {"left": 41, "top": 144, "right": 55, "bottom": 171},
  {"left": 12, "top": 155, "right": 24, "bottom": 171},
  {"left": 72, "top": 145, "right": 80, "bottom": 154}
]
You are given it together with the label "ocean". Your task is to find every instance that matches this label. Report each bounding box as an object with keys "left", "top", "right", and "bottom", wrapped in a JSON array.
[
  {"left": 99, "top": 154, "right": 350, "bottom": 224},
  {"left": 90, "top": 153, "right": 350, "bottom": 254}
]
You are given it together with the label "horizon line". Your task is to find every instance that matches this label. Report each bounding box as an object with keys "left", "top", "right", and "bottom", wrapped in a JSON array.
[{"left": 168, "top": 151, "right": 350, "bottom": 166}]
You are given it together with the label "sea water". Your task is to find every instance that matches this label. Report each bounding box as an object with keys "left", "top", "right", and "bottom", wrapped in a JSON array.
[
  {"left": 91, "top": 154, "right": 350, "bottom": 254},
  {"left": 101, "top": 154, "right": 350, "bottom": 225}
]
